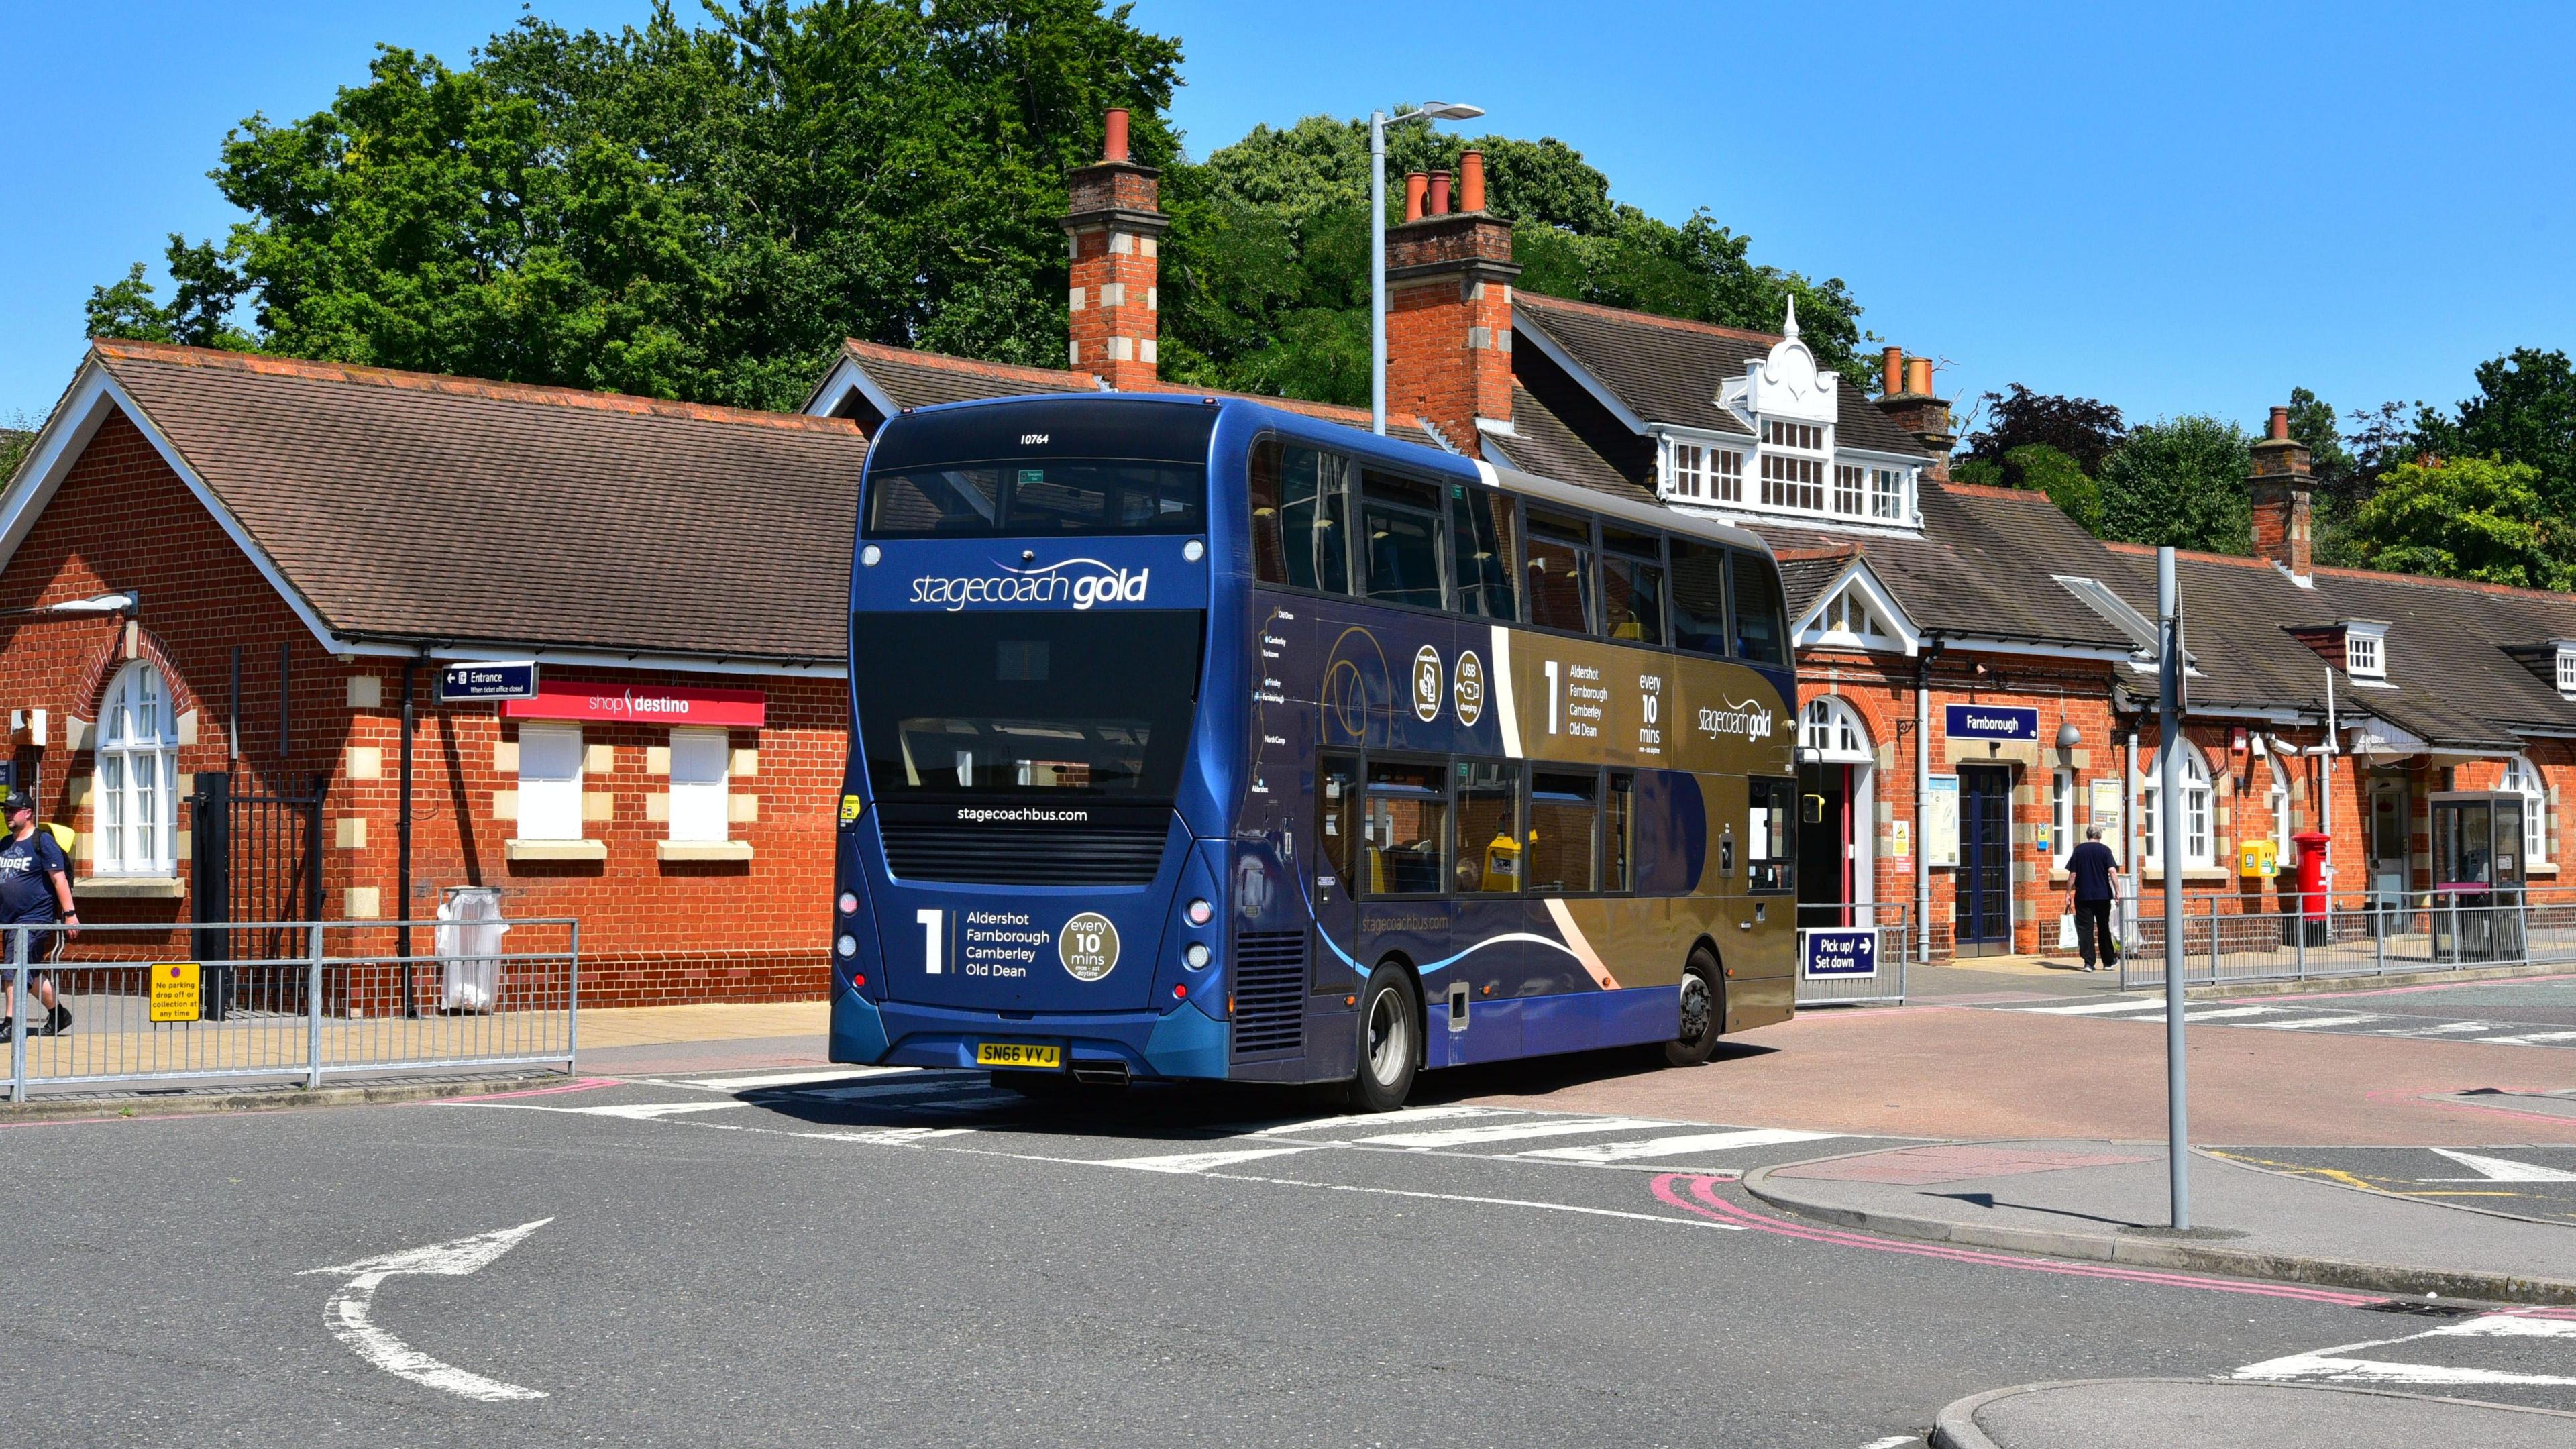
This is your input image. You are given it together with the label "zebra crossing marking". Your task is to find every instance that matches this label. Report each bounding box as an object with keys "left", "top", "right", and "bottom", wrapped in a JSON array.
[
  {"left": 1518, "top": 1127, "right": 1842, "bottom": 1164},
  {"left": 1359, "top": 1115, "right": 1670, "bottom": 1150}
]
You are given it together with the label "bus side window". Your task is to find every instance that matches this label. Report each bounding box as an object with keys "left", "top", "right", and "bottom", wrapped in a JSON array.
[
  {"left": 1364, "top": 760, "right": 1450, "bottom": 895},
  {"left": 1728, "top": 549, "right": 1788, "bottom": 665},
  {"left": 1605, "top": 773, "right": 1635, "bottom": 892},
  {"left": 1252, "top": 442, "right": 1352, "bottom": 592},
  {"left": 1747, "top": 777, "right": 1794, "bottom": 894},
  {"left": 1361, "top": 471, "right": 1445, "bottom": 610},
  {"left": 1527, "top": 770, "right": 1599, "bottom": 893},
  {"left": 1318, "top": 754, "right": 1359, "bottom": 887},
  {"left": 1525, "top": 510, "right": 1594, "bottom": 634},
  {"left": 1600, "top": 529, "right": 1666, "bottom": 645},
  {"left": 1668, "top": 538, "right": 1730, "bottom": 657},
  {"left": 1449, "top": 486, "right": 1518, "bottom": 622},
  {"left": 1454, "top": 760, "right": 1521, "bottom": 893}
]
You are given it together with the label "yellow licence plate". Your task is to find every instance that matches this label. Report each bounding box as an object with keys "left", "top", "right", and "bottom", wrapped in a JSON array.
[{"left": 976, "top": 1042, "right": 1063, "bottom": 1069}]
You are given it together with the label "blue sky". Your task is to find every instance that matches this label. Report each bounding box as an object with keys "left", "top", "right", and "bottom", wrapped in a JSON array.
[{"left": 7, "top": 1, "right": 2571, "bottom": 439}]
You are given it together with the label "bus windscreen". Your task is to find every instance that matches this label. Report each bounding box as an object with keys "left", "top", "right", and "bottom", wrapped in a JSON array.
[
  {"left": 852, "top": 610, "right": 1202, "bottom": 799},
  {"left": 865, "top": 461, "right": 1205, "bottom": 537}
]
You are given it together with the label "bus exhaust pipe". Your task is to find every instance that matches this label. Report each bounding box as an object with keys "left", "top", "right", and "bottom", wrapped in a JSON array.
[{"left": 1070, "top": 1062, "right": 1132, "bottom": 1087}]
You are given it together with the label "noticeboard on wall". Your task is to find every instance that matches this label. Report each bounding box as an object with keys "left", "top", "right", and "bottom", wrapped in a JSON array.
[
  {"left": 2088, "top": 778, "right": 2125, "bottom": 837},
  {"left": 1924, "top": 775, "right": 1960, "bottom": 868}
]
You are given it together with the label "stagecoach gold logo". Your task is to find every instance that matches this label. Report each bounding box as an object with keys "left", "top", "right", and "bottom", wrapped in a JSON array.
[
  {"left": 1411, "top": 645, "right": 1443, "bottom": 723},
  {"left": 1058, "top": 912, "right": 1120, "bottom": 982},
  {"left": 1453, "top": 651, "right": 1486, "bottom": 726},
  {"left": 1696, "top": 696, "right": 1778, "bottom": 741}
]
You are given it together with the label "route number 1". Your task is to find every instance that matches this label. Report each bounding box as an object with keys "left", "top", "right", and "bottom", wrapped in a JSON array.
[
  {"left": 1544, "top": 659, "right": 1559, "bottom": 735},
  {"left": 917, "top": 908, "right": 943, "bottom": 975}
]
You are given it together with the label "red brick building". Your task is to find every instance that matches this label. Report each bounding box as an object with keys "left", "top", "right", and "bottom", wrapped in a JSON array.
[{"left": 13, "top": 110, "right": 2576, "bottom": 994}]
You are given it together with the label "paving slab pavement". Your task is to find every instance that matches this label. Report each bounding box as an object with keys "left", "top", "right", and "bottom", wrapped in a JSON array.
[
  {"left": 1931, "top": 1379, "right": 2576, "bottom": 1449},
  {"left": 1748, "top": 1138, "right": 2576, "bottom": 1303}
]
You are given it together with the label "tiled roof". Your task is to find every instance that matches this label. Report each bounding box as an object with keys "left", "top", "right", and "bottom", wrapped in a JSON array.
[
  {"left": 1511, "top": 293, "right": 1931, "bottom": 458},
  {"left": 2092, "top": 544, "right": 2576, "bottom": 752},
  {"left": 826, "top": 339, "right": 1450, "bottom": 451},
  {"left": 90, "top": 341, "right": 871, "bottom": 663},
  {"left": 1485, "top": 382, "right": 1654, "bottom": 503}
]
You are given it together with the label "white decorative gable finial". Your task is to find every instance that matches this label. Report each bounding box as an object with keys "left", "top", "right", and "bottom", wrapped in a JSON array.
[{"left": 1782, "top": 294, "right": 1799, "bottom": 340}]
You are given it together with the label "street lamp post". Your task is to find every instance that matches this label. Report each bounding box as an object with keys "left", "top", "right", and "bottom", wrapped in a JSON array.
[{"left": 1369, "top": 101, "right": 1485, "bottom": 435}]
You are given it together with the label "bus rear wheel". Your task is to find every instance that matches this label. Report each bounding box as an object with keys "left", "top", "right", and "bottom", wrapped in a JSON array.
[
  {"left": 1662, "top": 949, "right": 1723, "bottom": 1067},
  {"left": 1344, "top": 963, "right": 1419, "bottom": 1112}
]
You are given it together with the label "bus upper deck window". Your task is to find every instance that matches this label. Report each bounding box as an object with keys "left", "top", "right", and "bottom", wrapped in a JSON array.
[
  {"left": 1667, "top": 538, "right": 1729, "bottom": 657},
  {"left": 1252, "top": 443, "right": 1350, "bottom": 592},
  {"left": 1729, "top": 549, "right": 1788, "bottom": 666},
  {"left": 1525, "top": 510, "right": 1593, "bottom": 635},
  {"left": 1361, "top": 471, "right": 1443, "bottom": 610},
  {"left": 868, "top": 466, "right": 1002, "bottom": 535},
  {"left": 1600, "top": 529, "right": 1666, "bottom": 645},
  {"left": 1449, "top": 486, "right": 1518, "bottom": 622}
]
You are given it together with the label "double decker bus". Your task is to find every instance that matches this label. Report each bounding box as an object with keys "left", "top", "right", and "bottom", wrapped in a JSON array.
[{"left": 830, "top": 394, "right": 1797, "bottom": 1108}]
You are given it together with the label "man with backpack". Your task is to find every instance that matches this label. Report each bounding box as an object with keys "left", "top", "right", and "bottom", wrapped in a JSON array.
[{"left": 0, "top": 790, "right": 76, "bottom": 1038}]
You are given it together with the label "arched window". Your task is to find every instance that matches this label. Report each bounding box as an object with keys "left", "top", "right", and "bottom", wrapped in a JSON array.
[
  {"left": 2141, "top": 741, "right": 2215, "bottom": 870},
  {"left": 1800, "top": 696, "right": 1872, "bottom": 763},
  {"left": 2502, "top": 755, "right": 2551, "bottom": 867},
  {"left": 95, "top": 661, "right": 180, "bottom": 875}
]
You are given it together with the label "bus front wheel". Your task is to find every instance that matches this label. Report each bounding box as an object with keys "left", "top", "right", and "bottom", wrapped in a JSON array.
[
  {"left": 1345, "top": 963, "right": 1419, "bottom": 1112},
  {"left": 1662, "top": 949, "right": 1724, "bottom": 1067}
]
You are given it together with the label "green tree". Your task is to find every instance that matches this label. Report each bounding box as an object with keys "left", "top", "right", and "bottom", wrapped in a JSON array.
[
  {"left": 2001, "top": 442, "right": 2102, "bottom": 534},
  {"left": 0, "top": 413, "right": 37, "bottom": 486},
  {"left": 1159, "top": 114, "right": 1872, "bottom": 405},
  {"left": 2345, "top": 454, "right": 2574, "bottom": 589},
  {"left": 2096, "top": 415, "right": 2252, "bottom": 554},
  {"left": 2413, "top": 347, "right": 2576, "bottom": 514},
  {"left": 85, "top": 236, "right": 256, "bottom": 350},
  {"left": 1963, "top": 384, "right": 2126, "bottom": 476},
  {"left": 91, "top": 1, "right": 1183, "bottom": 409}
]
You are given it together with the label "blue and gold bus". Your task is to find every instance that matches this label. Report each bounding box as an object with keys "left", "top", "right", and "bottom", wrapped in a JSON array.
[{"left": 830, "top": 394, "right": 1796, "bottom": 1108}]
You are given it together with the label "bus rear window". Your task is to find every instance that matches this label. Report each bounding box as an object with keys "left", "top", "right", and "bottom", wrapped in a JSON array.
[{"left": 866, "top": 460, "right": 1205, "bottom": 537}]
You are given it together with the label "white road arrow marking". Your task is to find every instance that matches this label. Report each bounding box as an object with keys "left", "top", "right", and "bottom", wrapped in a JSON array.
[
  {"left": 303, "top": 1218, "right": 553, "bottom": 1402},
  {"left": 2423, "top": 1148, "right": 2576, "bottom": 1182},
  {"left": 2233, "top": 1311, "right": 2576, "bottom": 1387}
]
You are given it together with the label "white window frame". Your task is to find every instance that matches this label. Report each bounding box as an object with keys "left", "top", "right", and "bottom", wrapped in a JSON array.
[
  {"left": 2344, "top": 627, "right": 2385, "bottom": 679},
  {"left": 1759, "top": 419, "right": 1827, "bottom": 513},
  {"left": 667, "top": 728, "right": 731, "bottom": 844},
  {"left": 1871, "top": 466, "right": 1907, "bottom": 521},
  {"left": 1832, "top": 462, "right": 1866, "bottom": 517},
  {"left": 2269, "top": 761, "right": 2296, "bottom": 869},
  {"left": 516, "top": 724, "right": 585, "bottom": 843},
  {"left": 1669, "top": 442, "right": 1705, "bottom": 500},
  {"left": 2052, "top": 767, "right": 2076, "bottom": 869},
  {"left": 2141, "top": 741, "right": 2215, "bottom": 870},
  {"left": 1713, "top": 447, "right": 1744, "bottom": 503},
  {"left": 2556, "top": 646, "right": 2576, "bottom": 698},
  {"left": 93, "top": 661, "right": 178, "bottom": 877},
  {"left": 1800, "top": 696, "right": 1872, "bottom": 763},
  {"left": 2502, "top": 755, "right": 2551, "bottom": 866}
]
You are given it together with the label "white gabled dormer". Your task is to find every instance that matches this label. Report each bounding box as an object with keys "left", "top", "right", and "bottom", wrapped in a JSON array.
[
  {"left": 2284, "top": 619, "right": 2393, "bottom": 688},
  {"left": 1691, "top": 298, "right": 1919, "bottom": 530},
  {"left": 1790, "top": 553, "right": 1921, "bottom": 657}
]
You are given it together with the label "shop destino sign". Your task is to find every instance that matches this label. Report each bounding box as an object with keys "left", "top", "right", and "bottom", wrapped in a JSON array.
[{"left": 502, "top": 680, "right": 766, "bottom": 728}]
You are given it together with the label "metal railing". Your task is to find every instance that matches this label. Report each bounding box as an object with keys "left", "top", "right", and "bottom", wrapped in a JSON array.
[
  {"left": 2117, "top": 886, "right": 2576, "bottom": 991},
  {"left": 6, "top": 918, "right": 578, "bottom": 1101},
  {"left": 1793, "top": 900, "right": 1910, "bottom": 1006}
]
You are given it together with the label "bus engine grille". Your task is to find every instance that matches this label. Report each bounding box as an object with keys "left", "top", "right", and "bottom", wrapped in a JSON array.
[
  {"left": 1230, "top": 930, "right": 1306, "bottom": 1057},
  {"left": 876, "top": 820, "right": 1169, "bottom": 885}
]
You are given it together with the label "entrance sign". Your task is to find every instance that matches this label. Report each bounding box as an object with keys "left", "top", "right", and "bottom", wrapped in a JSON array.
[
  {"left": 1924, "top": 775, "right": 1960, "bottom": 868},
  {"left": 150, "top": 962, "right": 203, "bottom": 1023},
  {"left": 1799, "top": 928, "right": 1879, "bottom": 979},
  {"left": 502, "top": 680, "right": 766, "bottom": 729},
  {"left": 1945, "top": 704, "right": 2039, "bottom": 741},
  {"left": 439, "top": 661, "right": 539, "bottom": 704}
]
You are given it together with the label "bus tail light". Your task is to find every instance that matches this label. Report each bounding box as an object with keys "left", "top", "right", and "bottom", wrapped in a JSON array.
[
  {"left": 1173, "top": 983, "right": 1188, "bottom": 1000},
  {"left": 838, "top": 892, "right": 859, "bottom": 915}
]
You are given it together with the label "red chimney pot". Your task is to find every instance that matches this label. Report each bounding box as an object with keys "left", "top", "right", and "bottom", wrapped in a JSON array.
[
  {"left": 1905, "top": 356, "right": 1934, "bottom": 396},
  {"left": 1404, "top": 171, "right": 1428, "bottom": 224},
  {"left": 2268, "top": 405, "right": 2290, "bottom": 441},
  {"left": 1427, "top": 170, "right": 1452, "bottom": 217},
  {"left": 1102, "top": 108, "right": 1130, "bottom": 163},
  {"left": 1882, "top": 345, "right": 1904, "bottom": 396},
  {"left": 1459, "top": 151, "right": 1486, "bottom": 213}
]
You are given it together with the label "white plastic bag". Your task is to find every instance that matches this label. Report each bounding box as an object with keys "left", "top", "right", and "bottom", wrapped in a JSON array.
[{"left": 437, "top": 888, "right": 511, "bottom": 1012}]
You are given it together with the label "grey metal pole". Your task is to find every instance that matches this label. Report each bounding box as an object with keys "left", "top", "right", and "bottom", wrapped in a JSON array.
[
  {"left": 1369, "top": 109, "right": 1388, "bottom": 437},
  {"left": 306, "top": 920, "right": 325, "bottom": 1091},
  {"left": 2157, "top": 546, "right": 2190, "bottom": 1229}
]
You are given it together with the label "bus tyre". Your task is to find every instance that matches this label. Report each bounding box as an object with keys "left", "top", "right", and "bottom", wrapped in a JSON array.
[
  {"left": 1662, "top": 951, "right": 1723, "bottom": 1067},
  {"left": 1345, "top": 963, "right": 1420, "bottom": 1112}
]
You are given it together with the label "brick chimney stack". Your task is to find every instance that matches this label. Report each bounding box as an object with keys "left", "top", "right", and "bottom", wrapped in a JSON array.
[
  {"left": 1385, "top": 149, "right": 1517, "bottom": 456},
  {"left": 2249, "top": 402, "right": 2315, "bottom": 577},
  {"left": 1875, "top": 350, "right": 1956, "bottom": 482},
  {"left": 1063, "top": 107, "right": 1167, "bottom": 390}
]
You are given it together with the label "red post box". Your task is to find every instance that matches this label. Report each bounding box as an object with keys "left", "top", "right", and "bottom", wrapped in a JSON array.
[{"left": 2292, "top": 831, "right": 2332, "bottom": 918}]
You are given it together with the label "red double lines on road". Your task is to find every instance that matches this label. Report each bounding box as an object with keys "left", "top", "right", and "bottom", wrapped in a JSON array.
[{"left": 1650, "top": 1173, "right": 2389, "bottom": 1307}]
